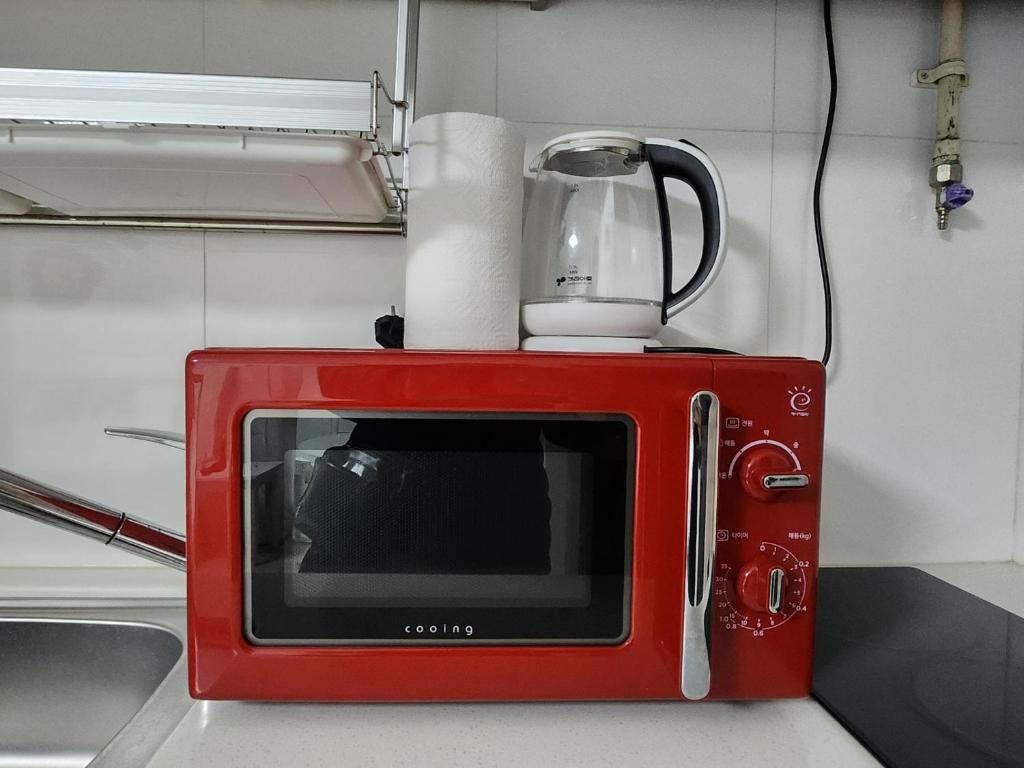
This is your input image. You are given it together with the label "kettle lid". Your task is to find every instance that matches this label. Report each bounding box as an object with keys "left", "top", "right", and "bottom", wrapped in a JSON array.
[{"left": 531, "top": 130, "right": 644, "bottom": 178}]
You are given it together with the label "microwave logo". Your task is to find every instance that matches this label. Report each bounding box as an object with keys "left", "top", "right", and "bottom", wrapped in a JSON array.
[
  {"left": 404, "top": 623, "right": 474, "bottom": 638},
  {"left": 788, "top": 386, "right": 812, "bottom": 416}
]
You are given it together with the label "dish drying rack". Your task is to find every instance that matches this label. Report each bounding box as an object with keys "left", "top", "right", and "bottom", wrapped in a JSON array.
[{"left": 0, "top": 0, "right": 432, "bottom": 235}]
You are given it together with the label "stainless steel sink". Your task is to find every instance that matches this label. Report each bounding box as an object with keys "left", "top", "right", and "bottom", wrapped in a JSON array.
[{"left": 0, "top": 612, "right": 187, "bottom": 768}]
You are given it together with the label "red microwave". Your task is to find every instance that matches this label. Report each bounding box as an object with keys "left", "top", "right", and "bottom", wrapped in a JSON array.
[{"left": 185, "top": 349, "right": 825, "bottom": 701}]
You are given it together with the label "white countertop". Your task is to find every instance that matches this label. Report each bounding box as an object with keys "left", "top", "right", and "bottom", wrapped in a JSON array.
[
  {"left": 6, "top": 562, "right": 1022, "bottom": 768},
  {"left": 146, "top": 697, "right": 875, "bottom": 768}
]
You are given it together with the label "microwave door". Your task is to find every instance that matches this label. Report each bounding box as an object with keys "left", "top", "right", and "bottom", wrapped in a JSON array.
[{"left": 242, "top": 410, "right": 635, "bottom": 646}]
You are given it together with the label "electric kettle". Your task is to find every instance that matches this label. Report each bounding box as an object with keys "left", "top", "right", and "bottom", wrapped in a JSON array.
[{"left": 521, "top": 130, "right": 728, "bottom": 339}]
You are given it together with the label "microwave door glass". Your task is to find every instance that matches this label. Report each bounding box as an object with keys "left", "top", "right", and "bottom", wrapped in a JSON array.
[{"left": 243, "top": 411, "right": 634, "bottom": 645}]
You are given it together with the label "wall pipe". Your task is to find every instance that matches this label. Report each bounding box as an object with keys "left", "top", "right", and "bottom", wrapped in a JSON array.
[{"left": 916, "top": 0, "right": 974, "bottom": 230}]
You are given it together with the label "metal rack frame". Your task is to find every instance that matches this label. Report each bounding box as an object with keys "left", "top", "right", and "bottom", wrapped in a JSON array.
[
  {"left": 0, "top": 0, "right": 551, "bottom": 236},
  {"left": 0, "top": 0, "right": 427, "bottom": 236}
]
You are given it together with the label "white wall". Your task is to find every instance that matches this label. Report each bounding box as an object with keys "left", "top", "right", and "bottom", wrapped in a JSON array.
[{"left": 1, "top": 0, "right": 1023, "bottom": 569}]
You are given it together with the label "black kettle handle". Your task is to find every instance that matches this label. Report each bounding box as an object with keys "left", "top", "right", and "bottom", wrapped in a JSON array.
[{"left": 645, "top": 139, "right": 728, "bottom": 324}]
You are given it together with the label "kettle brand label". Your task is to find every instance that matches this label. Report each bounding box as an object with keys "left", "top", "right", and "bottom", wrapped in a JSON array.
[{"left": 556, "top": 263, "right": 593, "bottom": 287}]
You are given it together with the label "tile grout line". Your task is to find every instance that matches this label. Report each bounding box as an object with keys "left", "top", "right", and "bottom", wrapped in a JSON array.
[
  {"left": 773, "top": 129, "right": 1023, "bottom": 147},
  {"left": 199, "top": 0, "right": 207, "bottom": 346},
  {"left": 494, "top": 4, "right": 500, "bottom": 117},
  {"left": 508, "top": 120, "right": 1024, "bottom": 149},
  {"left": 200, "top": 0, "right": 207, "bottom": 74},
  {"left": 765, "top": 0, "right": 780, "bottom": 356},
  {"left": 510, "top": 119, "right": 775, "bottom": 135},
  {"left": 201, "top": 232, "right": 208, "bottom": 348},
  {"left": 1013, "top": 299, "right": 1024, "bottom": 563}
]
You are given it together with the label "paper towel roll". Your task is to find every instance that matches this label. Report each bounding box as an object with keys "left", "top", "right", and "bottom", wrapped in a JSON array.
[{"left": 404, "top": 112, "right": 525, "bottom": 350}]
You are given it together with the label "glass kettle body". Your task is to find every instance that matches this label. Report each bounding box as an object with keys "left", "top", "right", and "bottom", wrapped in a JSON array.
[{"left": 521, "top": 131, "right": 728, "bottom": 339}]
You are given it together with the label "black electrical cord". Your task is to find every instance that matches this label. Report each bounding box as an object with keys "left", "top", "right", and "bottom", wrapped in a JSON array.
[
  {"left": 814, "top": 0, "right": 837, "bottom": 366},
  {"left": 644, "top": 346, "right": 740, "bottom": 356}
]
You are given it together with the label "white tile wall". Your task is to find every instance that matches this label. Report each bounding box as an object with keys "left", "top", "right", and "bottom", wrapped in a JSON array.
[
  {"left": 0, "top": 228, "right": 203, "bottom": 566},
  {"left": 0, "top": 0, "right": 205, "bottom": 73},
  {"left": 204, "top": 0, "right": 498, "bottom": 121},
  {"left": 1017, "top": 405, "right": 1024, "bottom": 563},
  {"left": 204, "top": 232, "right": 406, "bottom": 348},
  {"left": 202, "top": 0, "right": 395, "bottom": 80},
  {"left": 1, "top": 0, "right": 1023, "bottom": 568},
  {"left": 1018, "top": 316, "right": 1024, "bottom": 564},
  {"left": 958, "top": 0, "right": 1024, "bottom": 145},
  {"left": 769, "top": 134, "right": 1024, "bottom": 563},
  {"left": 775, "top": 0, "right": 1024, "bottom": 143},
  {"left": 497, "top": 0, "right": 776, "bottom": 131},
  {"left": 775, "top": 0, "right": 940, "bottom": 138}
]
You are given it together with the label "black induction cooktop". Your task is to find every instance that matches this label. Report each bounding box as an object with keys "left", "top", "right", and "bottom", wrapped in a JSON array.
[{"left": 813, "top": 567, "right": 1024, "bottom": 768}]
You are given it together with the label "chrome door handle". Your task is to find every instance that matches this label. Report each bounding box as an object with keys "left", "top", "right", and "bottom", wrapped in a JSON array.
[
  {"left": 104, "top": 427, "right": 185, "bottom": 450},
  {"left": 681, "top": 390, "right": 720, "bottom": 700}
]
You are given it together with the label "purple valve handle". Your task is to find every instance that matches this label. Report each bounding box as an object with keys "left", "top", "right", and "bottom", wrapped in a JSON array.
[{"left": 944, "top": 182, "right": 974, "bottom": 210}]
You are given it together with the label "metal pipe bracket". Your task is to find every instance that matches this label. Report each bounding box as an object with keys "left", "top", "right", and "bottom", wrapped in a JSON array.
[{"left": 913, "top": 59, "right": 970, "bottom": 88}]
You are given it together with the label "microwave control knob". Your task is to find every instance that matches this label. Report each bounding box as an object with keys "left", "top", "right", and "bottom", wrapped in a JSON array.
[
  {"left": 738, "top": 446, "right": 809, "bottom": 502},
  {"left": 736, "top": 561, "right": 787, "bottom": 615}
]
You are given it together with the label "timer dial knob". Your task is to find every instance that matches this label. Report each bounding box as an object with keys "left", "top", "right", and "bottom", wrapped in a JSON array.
[
  {"left": 737, "top": 565, "right": 782, "bottom": 618},
  {"left": 737, "top": 561, "right": 790, "bottom": 614},
  {"left": 716, "top": 543, "right": 809, "bottom": 632},
  {"left": 738, "top": 445, "right": 809, "bottom": 502},
  {"left": 736, "top": 560, "right": 787, "bottom": 614}
]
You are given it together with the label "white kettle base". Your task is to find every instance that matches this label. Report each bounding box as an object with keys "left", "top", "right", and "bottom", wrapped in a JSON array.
[
  {"left": 521, "top": 336, "right": 661, "bottom": 353},
  {"left": 520, "top": 300, "right": 662, "bottom": 338}
]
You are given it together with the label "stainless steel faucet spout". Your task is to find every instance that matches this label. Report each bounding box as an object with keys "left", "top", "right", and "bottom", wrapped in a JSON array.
[{"left": 0, "top": 467, "right": 186, "bottom": 571}]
